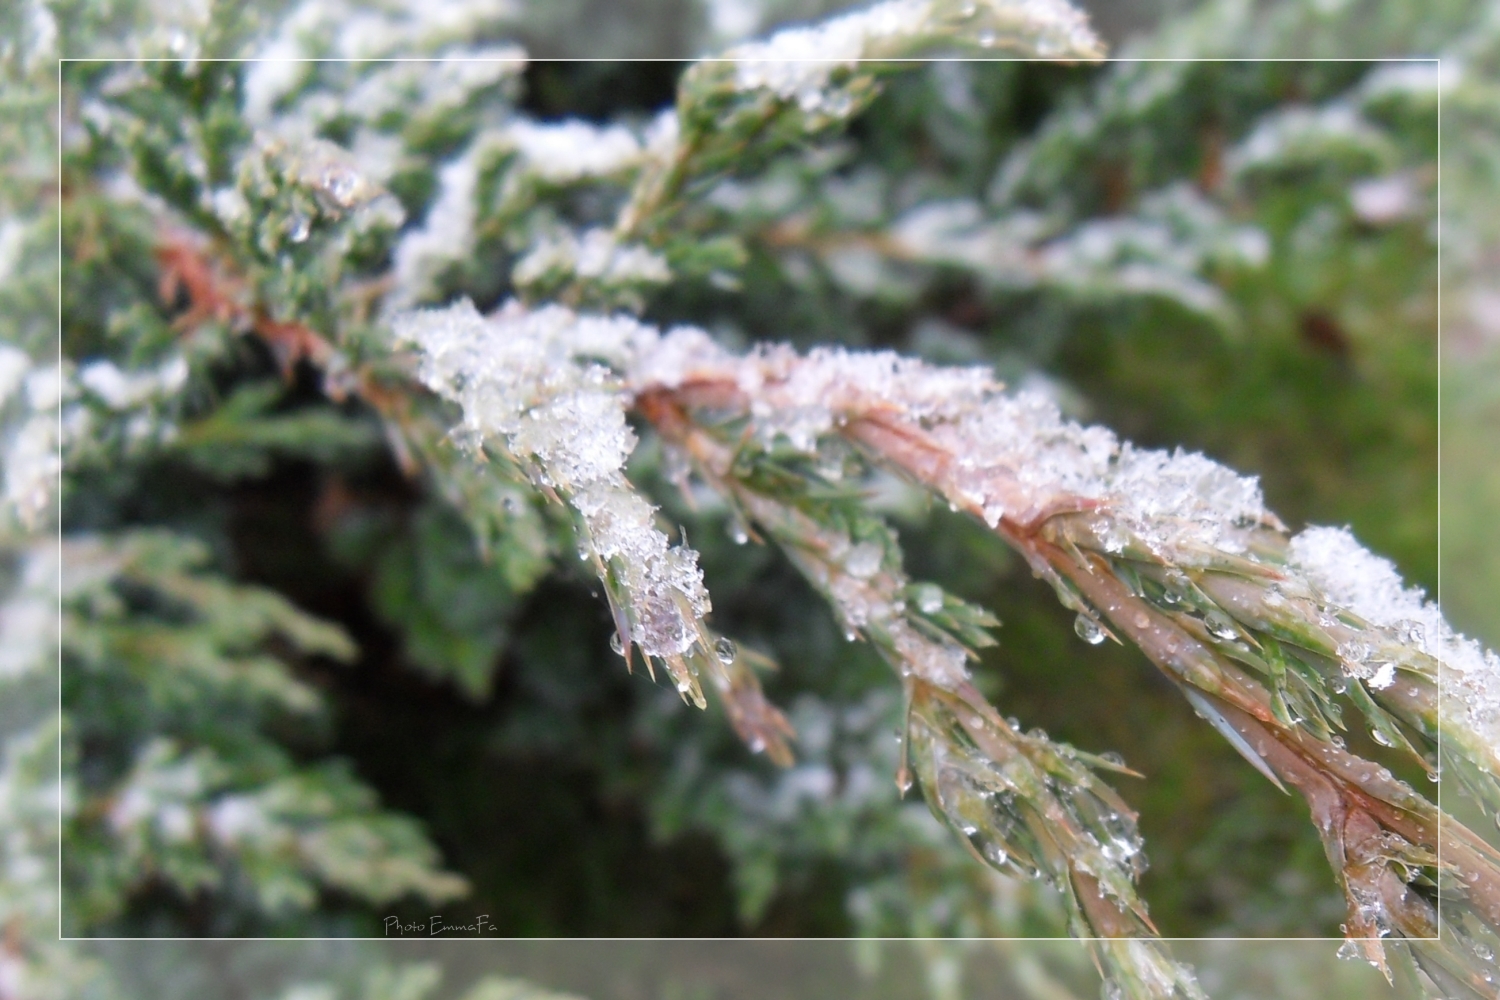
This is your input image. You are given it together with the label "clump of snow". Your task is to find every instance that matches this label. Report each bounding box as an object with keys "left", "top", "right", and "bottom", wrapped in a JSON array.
[
  {"left": 1289, "top": 526, "right": 1499, "bottom": 753},
  {"left": 393, "top": 301, "right": 711, "bottom": 660}
]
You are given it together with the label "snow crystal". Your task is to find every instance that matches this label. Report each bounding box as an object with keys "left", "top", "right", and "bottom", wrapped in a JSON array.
[{"left": 1289, "top": 526, "right": 1498, "bottom": 752}]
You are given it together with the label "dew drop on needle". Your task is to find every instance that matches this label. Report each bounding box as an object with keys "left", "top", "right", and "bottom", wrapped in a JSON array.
[{"left": 1074, "top": 614, "right": 1105, "bottom": 645}]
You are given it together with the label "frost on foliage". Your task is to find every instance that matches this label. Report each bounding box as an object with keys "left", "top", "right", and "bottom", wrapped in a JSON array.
[
  {"left": 243, "top": 0, "right": 521, "bottom": 121},
  {"left": 1, "top": 353, "right": 64, "bottom": 532},
  {"left": 391, "top": 119, "right": 649, "bottom": 306},
  {"left": 502, "top": 119, "right": 645, "bottom": 185},
  {"left": 57, "top": 531, "right": 467, "bottom": 927},
  {"left": 513, "top": 228, "right": 671, "bottom": 300},
  {"left": 393, "top": 301, "right": 712, "bottom": 664},
  {"left": 890, "top": 185, "right": 1268, "bottom": 327},
  {"left": 664, "top": 337, "right": 1268, "bottom": 558},
  {"left": 1227, "top": 103, "right": 1394, "bottom": 180},
  {"left": 724, "top": 0, "right": 1102, "bottom": 116},
  {"left": 1290, "top": 526, "right": 1500, "bottom": 752},
  {"left": 0, "top": 541, "right": 57, "bottom": 680}
]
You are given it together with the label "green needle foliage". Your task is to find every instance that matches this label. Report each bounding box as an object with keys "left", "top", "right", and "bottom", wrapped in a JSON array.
[{"left": 3, "top": 0, "right": 1498, "bottom": 999}]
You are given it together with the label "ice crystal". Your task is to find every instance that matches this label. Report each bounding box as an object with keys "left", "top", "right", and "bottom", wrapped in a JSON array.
[{"left": 1289, "top": 526, "right": 1500, "bottom": 752}]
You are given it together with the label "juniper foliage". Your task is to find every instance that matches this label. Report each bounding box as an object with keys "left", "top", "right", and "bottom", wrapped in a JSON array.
[{"left": 4, "top": 0, "right": 1499, "bottom": 999}]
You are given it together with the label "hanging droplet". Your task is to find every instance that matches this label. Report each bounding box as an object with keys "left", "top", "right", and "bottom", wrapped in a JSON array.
[
  {"left": 1074, "top": 614, "right": 1106, "bottom": 645},
  {"left": 714, "top": 636, "right": 737, "bottom": 664},
  {"left": 1204, "top": 610, "right": 1238, "bottom": 640},
  {"left": 844, "top": 629, "right": 858, "bottom": 642},
  {"left": 727, "top": 516, "right": 749, "bottom": 545},
  {"left": 895, "top": 762, "right": 913, "bottom": 795},
  {"left": 915, "top": 583, "right": 944, "bottom": 615},
  {"left": 609, "top": 631, "right": 626, "bottom": 657},
  {"left": 1100, "top": 751, "right": 1126, "bottom": 768},
  {"left": 287, "top": 212, "right": 311, "bottom": 243},
  {"left": 1370, "top": 727, "right": 1396, "bottom": 748}
]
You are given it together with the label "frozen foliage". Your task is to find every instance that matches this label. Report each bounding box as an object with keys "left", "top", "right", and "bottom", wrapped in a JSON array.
[
  {"left": 394, "top": 302, "right": 712, "bottom": 663},
  {"left": 890, "top": 185, "right": 1270, "bottom": 327},
  {"left": 725, "top": 0, "right": 1102, "bottom": 115},
  {"left": 654, "top": 336, "right": 1267, "bottom": 556},
  {"left": 1290, "top": 526, "right": 1500, "bottom": 751},
  {"left": 1, "top": 358, "right": 63, "bottom": 531},
  {"left": 243, "top": 0, "right": 520, "bottom": 119},
  {"left": 391, "top": 119, "right": 649, "bottom": 305},
  {"left": 513, "top": 229, "right": 672, "bottom": 294},
  {"left": 502, "top": 119, "right": 645, "bottom": 184},
  {"left": 398, "top": 299, "right": 1270, "bottom": 659}
]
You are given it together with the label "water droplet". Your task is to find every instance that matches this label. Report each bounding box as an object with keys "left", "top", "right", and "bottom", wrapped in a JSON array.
[
  {"left": 1396, "top": 619, "right": 1425, "bottom": 646},
  {"left": 1074, "top": 614, "right": 1105, "bottom": 645},
  {"left": 1133, "top": 612, "right": 1150, "bottom": 629},
  {"left": 714, "top": 637, "right": 737, "bottom": 664},
  {"left": 844, "top": 629, "right": 858, "bottom": 642},
  {"left": 895, "top": 763, "right": 913, "bottom": 795},
  {"left": 947, "top": 501, "right": 959, "bottom": 513},
  {"left": 1335, "top": 939, "right": 1360, "bottom": 962},
  {"left": 609, "top": 632, "right": 626, "bottom": 657},
  {"left": 727, "top": 516, "right": 749, "bottom": 545},
  {"left": 1100, "top": 751, "right": 1126, "bottom": 767},
  {"left": 1370, "top": 727, "right": 1396, "bottom": 748},
  {"left": 287, "top": 212, "right": 311, "bottom": 243},
  {"left": 915, "top": 584, "right": 944, "bottom": 615},
  {"left": 1204, "top": 610, "right": 1238, "bottom": 640}
]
